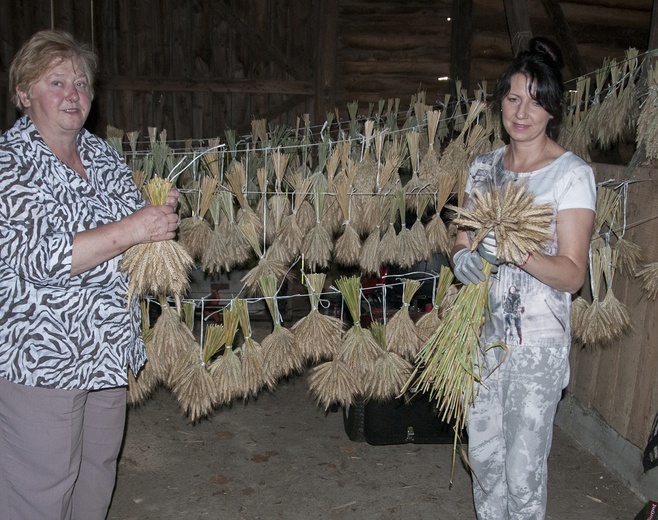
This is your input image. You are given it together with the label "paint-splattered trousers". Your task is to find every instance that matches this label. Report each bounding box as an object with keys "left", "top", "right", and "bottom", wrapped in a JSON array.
[{"left": 467, "top": 343, "right": 570, "bottom": 520}]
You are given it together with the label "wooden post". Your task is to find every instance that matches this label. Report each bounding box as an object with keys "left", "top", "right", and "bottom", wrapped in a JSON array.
[
  {"left": 503, "top": 0, "right": 533, "bottom": 56},
  {"left": 314, "top": 0, "right": 338, "bottom": 126},
  {"left": 539, "top": 0, "right": 587, "bottom": 79},
  {"left": 450, "top": 0, "right": 473, "bottom": 93}
]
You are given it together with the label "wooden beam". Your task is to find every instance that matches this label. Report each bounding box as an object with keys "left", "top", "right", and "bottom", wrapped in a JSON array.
[
  {"left": 96, "top": 77, "right": 314, "bottom": 95},
  {"left": 503, "top": 0, "right": 533, "bottom": 55},
  {"left": 650, "top": 0, "right": 658, "bottom": 52},
  {"left": 539, "top": 0, "right": 587, "bottom": 78},
  {"left": 314, "top": 0, "right": 338, "bottom": 123},
  {"left": 450, "top": 0, "right": 473, "bottom": 91}
]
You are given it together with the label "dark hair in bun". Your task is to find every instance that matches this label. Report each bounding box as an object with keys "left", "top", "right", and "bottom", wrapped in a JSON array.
[{"left": 494, "top": 37, "right": 565, "bottom": 137}]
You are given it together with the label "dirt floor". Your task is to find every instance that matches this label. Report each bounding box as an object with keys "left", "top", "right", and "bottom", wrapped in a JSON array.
[{"left": 107, "top": 371, "right": 644, "bottom": 520}]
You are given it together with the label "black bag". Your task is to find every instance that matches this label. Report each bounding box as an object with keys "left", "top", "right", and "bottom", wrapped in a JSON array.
[{"left": 362, "top": 392, "right": 464, "bottom": 445}]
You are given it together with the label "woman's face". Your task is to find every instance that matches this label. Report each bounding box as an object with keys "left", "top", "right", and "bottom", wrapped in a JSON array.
[
  {"left": 17, "top": 56, "right": 91, "bottom": 140},
  {"left": 501, "top": 73, "right": 552, "bottom": 144}
]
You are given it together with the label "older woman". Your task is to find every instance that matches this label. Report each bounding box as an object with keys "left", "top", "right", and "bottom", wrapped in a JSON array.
[
  {"left": 0, "top": 30, "right": 179, "bottom": 519},
  {"left": 451, "top": 38, "right": 596, "bottom": 519}
]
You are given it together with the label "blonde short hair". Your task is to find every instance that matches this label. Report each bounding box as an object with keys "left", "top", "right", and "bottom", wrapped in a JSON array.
[{"left": 9, "top": 29, "right": 98, "bottom": 111}]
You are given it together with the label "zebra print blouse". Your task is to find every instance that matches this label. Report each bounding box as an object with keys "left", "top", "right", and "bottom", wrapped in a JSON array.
[{"left": 0, "top": 115, "right": 145, "bottom": 390}]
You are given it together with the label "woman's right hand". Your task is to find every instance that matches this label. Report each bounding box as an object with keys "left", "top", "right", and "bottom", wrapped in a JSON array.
[{"left": 128, "top": 203, "right": 179, "bottom": 244}]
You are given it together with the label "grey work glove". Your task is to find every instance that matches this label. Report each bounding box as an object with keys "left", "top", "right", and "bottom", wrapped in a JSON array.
[
  {"left": 477, "top": 230, "right": 501, "bottom": 266},
  {"left": 452, "top": 248, "right": 487, "bottom": 285}
]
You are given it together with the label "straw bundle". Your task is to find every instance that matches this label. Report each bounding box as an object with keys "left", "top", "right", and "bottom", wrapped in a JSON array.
[
  {"left": 335, "top": 276, "right": 380, "bottom": 391},
  {"left": 300, "top": 181, "right": 334, "bottom": 271},
  {"left": 268, "top": 150, "right": 292, "bottom": 237},
  {"left": 178, "top": 175, "right": 215, "bottom": 261},
  {"left": 150, "top": 297, "right": 197, "bottom": 387},
  {"left": 364, "top": 322, "right": 413, "bottom": 401},
  {"left": 227, "top": 161, "right": 264, "bottom": 246},
  {"left": 234, "top": 298, "right": 274, "bottom": 398},
  {"left": 404, "top": 130, "right": 433, "bottom": 212},
  {"left": 106, "top": 125, "right": 124, "bottom": 155},
  {"left": 219, "top": 190, "right": 254, "bottom": 268},
  {"left": 416, "top": 267, "right": 455, "bottom": 342},
  {"left": 449, "top": 181, "right": 554, "bottom": 265},
  {"left": 170, "top": 336, "right": 219, "bottom": 423},
  {"left": 268, "top": 174, "right": 312, "bottom": 263},
  {"left": 259, "top": 274, "right": 304, "bottom": 381},
  {"left": 307, "top": 356, "right": 359, "bottom": 410},
  {"left": 559, "top": 77, "right": 593, "bottom": 161},
  {"left": 418, "top": 110, "right": 441, "bottom": 186},
  {"left": 385, "top": 279, "right": 422, "bottom": 361},
  {"left": 291, "top": 273, "right": 344, "bottom": 363},
  {"left": 121, "top": 177, "right": 194, "bottom": 308},
  {"left": 359, "top": 198, "right": 387, "bottom": 275},
  {"left": 614, "top": 237, "right": 644, "bottom": 276},
  {"left": 636, "top": 262, "right": 658, "bottom": 300},
  {"left": 425, "top": 163, "right": 457, "bottom": 256},
  {"left": 333, "top": 178, "right": 362, "bottom": 267},
  {"left": 404, "top": 261, "right": 495, "bottom": 436},
  {"left": 201, "top": 192, "right": 231, "bottom": 274},
  {"left": 238, "top": 218, "right": 289, "bottom": 295},
  {"left": 127, "top": 301, "right": 158, "bottom": 406},
  {"left": 636, "top": 64, "right": 658, "bottom": 160},
  {"left": 210, "top": 306, "right": 245, "bottom": 405}
]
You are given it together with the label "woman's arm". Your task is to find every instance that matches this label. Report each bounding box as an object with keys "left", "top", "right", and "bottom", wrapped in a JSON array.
[
  {"left": 521, "top": 208, "right": 594, "bottom": 294},
  {"left": 70, "top": 189, "right": 180, "bottom": 276}
]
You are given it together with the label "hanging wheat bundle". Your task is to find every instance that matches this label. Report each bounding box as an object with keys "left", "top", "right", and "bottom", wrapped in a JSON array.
[
  {"left": 409, "top": 194, "right": 431, "bottom": 264},
  {"left": 378, "top": 215, "right": 400, "bottom": 267},
  {"left": 307, "top": 355, "right": 359, "bottom": 411},
  {"left": 637, "top": 64, "right": 658, "bottom": 160},
  {"left": 352, "top": 124, "right": 380, "bottom": 236},
  {"left": 301, "top": 181, "right": 334, "bottom": 271},
  {"left": 385, "top": 278, "right": 423, "bottom": 361},
  {"left": 149, "top": 297, "right": 198, "bottom": 387},
  {"left": 321, "top": 147, "right": 346, "bottom": 236},
  {"left": 359, "top": 196, "right": 388, "bottom": 275},
  {"left": 601, "top": 248, "right": 631, "bottom": 343},
  {"left": 418, "top": 109, "right": 442, "bottom": 186},
  {"left": 615, "top": 237, "right": 644, "bottom": 276},
  {"left": 106, "top": 125, "right": 124, "bottom": 155},
  {"left": 635, "top": 262, "right": 658, "bottom": 300},
  {"left": 293, "top": 168, "right": 318, "bottom": 234},
  {"left": 334, "top": 276, "right": 380, "bottom": 392},
  {"left": 200, "top": 191, "right": 233, "bottom": 273},
  {"left": 333, "top": 178, "right": 362, "bottom": 267},
  {"left": 291, "top": 273, "right": 344, "bottom": 364},
  {"left": 219, "top": 189, "right": 255, "bottom": 269},
  {"left": 393, "top": 189, "right": 420, "bottom": 269},
  {"left": 258, "top": 274, "right": 304, "bottom": 381},
  {"left": 570, "top": 295, "right": 590, "bottom": 343},
  {"left": 170, "top": 327, "right": 221, "bottom": 424},
  {"left": 178, "top": 175, "right": 216, "bottom": 262},
  {"left": 239, "top": 224, "right": 289, "bottom": 295},
  {"left": 268, "top": 174, "right": 312, "bottom": 264},
  {"left": 449, "top": 181, "right": 555, "bottom": 265},
  {"left": 210, "top": 306, "right": 245, "bottom": 406},
  {"left": 404, "top": 130, "right": 432, "bottom": 211},
  {"left": 127, "top": 300, "right": 159, "bottom": 406},
  {"left": 233, "top": 298, "right": 274, "bottom": 398},
  {"left": 254, "top": 166, "right": 277, "bottom": 245},
  {"left": 364, "top": 322, "right": 413, "bottom": 401},
  {"left": 120, "top": 177, "right": 194, "bottom": 309},
  {"left": 576, "top": 240, "right": 610, "bottom": 345},
  {"left": 559, "top": 77, "right": 593, "bottom": 161},
  {"left": 268, "top": 150, "right": 292, "bottom": 237},
  {"left": 226, "top": 161, "right": 264, "bottom": 246},
  {"left": 425, "top": 165, "right": 457, "bottom": 256},
  {"left": 416, "top": 267, "right": 455, "bottom": 342}
]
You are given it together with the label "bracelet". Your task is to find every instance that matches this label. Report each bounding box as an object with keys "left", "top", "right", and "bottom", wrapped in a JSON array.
[{"left": 517, "top": 253, "right": 531, "bottom": 269}]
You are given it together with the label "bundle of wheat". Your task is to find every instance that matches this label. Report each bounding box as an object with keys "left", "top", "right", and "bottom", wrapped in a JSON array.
[
  {"left": 307, "top": 356, "right": 359, "bottom": 410},
  {"left": 364, "top": 322, "right": 413, "bottom": 401},
  {"left": 210, "top": 306, "right": 245, "bottom": 406},
  {"left": 121, "top": 177, "right": 194, "bottom": 310},
  {"left": 334, "top": 276, "right": 380, "bottom": 394},
  {"left": 636, "top": 262, "right": 658, "bottom": 300},
  {"left": 226, "top": 161, "right": 263, "bottom": 247},
  {"left": 170, "top": 326, "right": 220, "bottom": 423},
  {"left": 637, "top": 64, "right": 658, "bottom": 160},
  {"left": 416, "top": 267, "right": 455, "bottom": 342},
  {"left": 291, "top": 273, "right": 344, "bottom": 364},
  {"left": 259, "top": 274, "right": 304, "bottom": 381},
  {"left": 268, "top": 174, "right": 312, "bottom": 263},
  {"left": 300, "top": 181, "right": 334, "bottom": 271},
  {"left": 201, "top": 192, "right": 231, "bottom": 274},
  {"left": 149, "top": 297, "right": 198, "bottom": 387},
  {"left": 385, "top": 279, "right": 422, "bottom": 361},
  {"left": 127, "top": 301, "right": 158, "bottom": 406},
  {"left": 179, "top": 175, "right": 215, "bottom": 261},
  {"left": 418, "top": 110, "right": 441, "bottom": 187},
  {"left": 333, "top": 177, "right": 362, "bottom": 267},
  {"left": 449, "top": 182, "right": 554, "bottom": 265},
  {"left": 233, "top": 298, "right": 273, "bottom": 398}
]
